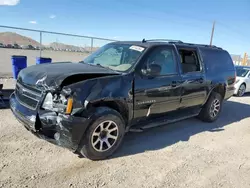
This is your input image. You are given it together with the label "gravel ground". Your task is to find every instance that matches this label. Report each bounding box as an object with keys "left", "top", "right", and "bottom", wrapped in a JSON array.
[{"left": 1, "top": 79, "right": 250, "bottom": 188}]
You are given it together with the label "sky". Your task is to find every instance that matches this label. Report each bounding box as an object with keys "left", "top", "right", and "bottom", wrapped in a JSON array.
[{"left": 0, "top": 0, "right": 249, "bottom": 56}]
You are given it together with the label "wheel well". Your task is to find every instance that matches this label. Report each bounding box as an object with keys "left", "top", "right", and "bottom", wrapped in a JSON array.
[
  {"left": 241, "top": 82, "right": 246, "bottom": 87},
  {"left": 213, "top": 85, "right": 225, "bottom": 98},
  {"left": 90, "top": 101, "right": 129, "bottom": 126}
]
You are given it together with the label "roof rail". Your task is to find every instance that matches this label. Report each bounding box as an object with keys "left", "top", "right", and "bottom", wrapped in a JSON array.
[
  {"left": 142, "top": 38, "right": 183, "bottom": 43},
  {"left": 141, "top": 39, "right": 222, "bottom": 49},
  {"left": 179, "top": 42, "right": 222, "bottom": 49}
]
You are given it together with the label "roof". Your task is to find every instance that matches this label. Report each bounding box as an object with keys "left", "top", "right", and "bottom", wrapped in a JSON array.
[
  {"left": 111, "top": 39, "right": 223, "bottom": 50},
  {"left": 111, "top": 41, "right": 162, "bottom": 48}
]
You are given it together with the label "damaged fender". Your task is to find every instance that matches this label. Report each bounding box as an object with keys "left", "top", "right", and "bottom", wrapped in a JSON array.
[{"left": 63, "top": 74, "right": 134, "bottom": 126}]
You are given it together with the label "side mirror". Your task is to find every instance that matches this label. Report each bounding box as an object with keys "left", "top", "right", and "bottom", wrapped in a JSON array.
[{"left": 141, "top": 64, "right": 161, "bottom": 77}]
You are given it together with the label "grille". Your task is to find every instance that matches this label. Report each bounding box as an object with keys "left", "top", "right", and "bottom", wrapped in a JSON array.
[{"left": 15, "top": 82, "right": 43, "bottom": 110}]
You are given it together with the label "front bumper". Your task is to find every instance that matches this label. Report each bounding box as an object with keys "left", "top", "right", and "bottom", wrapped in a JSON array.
[
  {"left": 233, "top": 82, "right": 241, "bottom": 95},
  {"left": 9, "top": 92, "right": 91, "bottom": 152}
]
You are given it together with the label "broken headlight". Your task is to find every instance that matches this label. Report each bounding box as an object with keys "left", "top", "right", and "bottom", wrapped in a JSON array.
[
  {"left": 42, "top": 92, "right": 73, "bottom": 114},
  {"left": 42, "top": 92, "right": 53, "bottom": 110}
]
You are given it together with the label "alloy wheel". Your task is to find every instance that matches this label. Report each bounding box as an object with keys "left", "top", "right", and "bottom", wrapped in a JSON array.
[
  {"left": 91, "top": 120, "right": 119, "bottom": 152},
  {"left": 238, "top": 84, "right": 246, "bottom": 97},
  {"left": 209, "top": 99, "right": 220, "bottom": 118}
]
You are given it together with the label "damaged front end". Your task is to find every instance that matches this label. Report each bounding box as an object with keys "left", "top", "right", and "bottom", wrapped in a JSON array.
[
  {"left": 10, "top": 75, "right": 94, "bottom": 152},
  {"left": 36, "top": 86, "right": 92, "bottom": 151},
  {"left": 10, "top": 62, "right": 129, "bottom": 151}
]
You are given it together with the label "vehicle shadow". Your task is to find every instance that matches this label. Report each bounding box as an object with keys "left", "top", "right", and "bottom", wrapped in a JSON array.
[
  {"left": 241, "top": 93, "right": 250, "bottom": 97},
  {"left": 111, "top": 100, "right": 250, "bottom": 159}
]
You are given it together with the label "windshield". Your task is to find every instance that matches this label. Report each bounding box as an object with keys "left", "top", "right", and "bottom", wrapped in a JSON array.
[
  {"left": 82, "top": 43, "right": 145, "bottom": 72},
  {"left": 236, "top": 67, "right": 249, "bottom": 77}
]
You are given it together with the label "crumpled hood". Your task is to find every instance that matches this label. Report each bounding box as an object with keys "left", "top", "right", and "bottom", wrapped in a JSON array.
[{"left": 18, "top": 62, "right": 120, "bottom": 89}]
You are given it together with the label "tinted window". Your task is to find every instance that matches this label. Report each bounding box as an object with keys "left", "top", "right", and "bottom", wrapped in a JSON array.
[
  {"left": 200, "top": 48, "right": 234, "bottom": 72},
  {"left": 236, "top": 67, "right": 249, "bottom": 77},
  {"left": 142, "top": 46, "right": 177, "bottom": 75}
]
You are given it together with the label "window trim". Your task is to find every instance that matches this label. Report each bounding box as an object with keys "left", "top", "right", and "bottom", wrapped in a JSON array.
[
  {"left": 177, "top": 47, "right": 204, "bottom": 75},
  {"left": 247, "top": 71, "right": 250, "bottom": 78},
  {"left": 136, "top": 45, "right": 180, "bottom": 78}
]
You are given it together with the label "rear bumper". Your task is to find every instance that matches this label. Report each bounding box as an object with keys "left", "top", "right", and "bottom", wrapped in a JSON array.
[
  {"left": 10, "top": 92, "right": 91, "bottom": 152},
  {"left": 224, "top": 85, "right": 235, "bottom": 100}
]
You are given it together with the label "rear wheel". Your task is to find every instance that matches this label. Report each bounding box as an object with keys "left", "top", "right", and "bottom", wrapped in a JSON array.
[
  {"left": 237, "top": 84, "right": 246, "bottom": 97},
  {"left": 79, "top": 107, "right": 125, "bottom": 160},
  {"left": 198, "top": 92, "right": 222, "bottom": 122}
]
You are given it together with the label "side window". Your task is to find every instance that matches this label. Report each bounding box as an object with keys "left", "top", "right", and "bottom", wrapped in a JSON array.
[
  {"left": 201, "top": 48, "right": 234, "bottom": 72},
  {"left": 143, "top": 46, "right": 177, "bottom": 76},
  {"left": 178, "top": 49, "right": 201, "bottom": 74}
]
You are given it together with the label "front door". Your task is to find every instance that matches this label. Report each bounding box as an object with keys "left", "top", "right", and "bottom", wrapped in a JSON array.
[{"left": 133, "top": 45, "right": 182, "bottom": 122}]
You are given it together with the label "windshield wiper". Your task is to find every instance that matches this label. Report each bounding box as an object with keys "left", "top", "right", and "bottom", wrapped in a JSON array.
[
  {"left": 96, "top": 63, "right": 113, "bottom": 70},
  {"left": 79, "top": 61, "right": 115, "bottom": 71},
  {"left": 78, "top": 60, "right": 86, "bottom": 64}
]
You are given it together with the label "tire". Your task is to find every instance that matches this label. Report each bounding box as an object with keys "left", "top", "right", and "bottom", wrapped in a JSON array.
[
  {"left": 236, "top": 84, "right": 246, "bottom": 97},
  {"left": 198, "top": 92, "right": 222, "bottom": 122},
  {"left": 79, "top": 107, "right": 125, "bottom": 160}
]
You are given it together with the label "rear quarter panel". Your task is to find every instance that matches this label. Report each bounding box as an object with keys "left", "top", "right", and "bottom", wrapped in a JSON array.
[{"left": 199, "top": 47, "right": 236, "bottom": 100}]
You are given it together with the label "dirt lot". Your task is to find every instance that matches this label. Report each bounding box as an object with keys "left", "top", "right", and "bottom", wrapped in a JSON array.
[
  {"left": 0, "top": 49, "right": 89, "bottom": 77},
  {"left": 1, "top": 78, "right": 250, "bottom": 188}
]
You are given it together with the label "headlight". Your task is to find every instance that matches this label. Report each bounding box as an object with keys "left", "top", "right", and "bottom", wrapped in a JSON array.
[
  {"left": 235, "top": 79, "right": 240, "bottom": 84},
  {"left": 42, "top": 92, "right": 53, "bottom": 110},
  {"left": 42, "top": 92, "right": 73, "bottom": 114}
]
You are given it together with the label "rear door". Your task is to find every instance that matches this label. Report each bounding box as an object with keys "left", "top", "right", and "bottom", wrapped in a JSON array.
[
  {"left": 133, "top": 45, "right": 182, "bottom": 121},
  {"left": 177, "top": 46, "right": 207, "bottom": 109}
]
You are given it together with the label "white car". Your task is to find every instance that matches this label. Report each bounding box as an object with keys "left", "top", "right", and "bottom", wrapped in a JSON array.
[{"left": 234, "top": 66, "right": 250, "bottom": 96}]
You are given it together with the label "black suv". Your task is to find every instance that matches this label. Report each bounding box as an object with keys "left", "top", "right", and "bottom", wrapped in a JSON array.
[{"left": 10, "top": 39, "right": 236, "bottom": 160}]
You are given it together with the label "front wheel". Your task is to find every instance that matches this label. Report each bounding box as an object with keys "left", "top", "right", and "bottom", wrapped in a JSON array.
[
  {"left": 198, "top": 92, "right": 222, "bottom": 122},
  {"left": 237, "top": 84, "right": 246, "bottom": 97},
  {"left": 79, "top": 107, "right": 125, "bottom": 160}
]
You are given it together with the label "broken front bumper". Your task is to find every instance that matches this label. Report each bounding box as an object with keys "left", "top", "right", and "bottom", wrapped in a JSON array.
[{"left": 9, "top": 92, "right": 91, "bottom": 152}]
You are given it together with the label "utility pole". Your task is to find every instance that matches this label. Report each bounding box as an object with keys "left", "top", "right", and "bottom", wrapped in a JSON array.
[
  {"left": 242, "top": 52, "right": 248, "bottom": 66},
  {"left": 210, "top": 21, "right": 215, "bottom": 46}
]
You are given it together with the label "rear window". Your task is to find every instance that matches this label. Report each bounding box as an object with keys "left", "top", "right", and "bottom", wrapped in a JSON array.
[{"left": 200, "top": 48, "right": 234, "bottom": 72}]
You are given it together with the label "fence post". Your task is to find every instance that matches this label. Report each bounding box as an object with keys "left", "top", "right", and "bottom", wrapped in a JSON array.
[
  {"left": 91, "top": 38, "right": 93, "bottom": 53},
  {"left": 40, "top": 31, "right": 42, "bottom": 57}
]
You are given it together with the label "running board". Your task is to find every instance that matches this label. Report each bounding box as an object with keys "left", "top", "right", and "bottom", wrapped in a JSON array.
[{"left": 129, "top": 110, "right": 200, "bottom": 132}]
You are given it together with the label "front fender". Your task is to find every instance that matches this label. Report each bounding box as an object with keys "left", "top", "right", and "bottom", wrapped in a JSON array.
[
  {"left": 64, "top": 74, "right": 134, "bottom": 122},
  {"left": 85, "top": 75, "right": 134, "bottom": 123}
]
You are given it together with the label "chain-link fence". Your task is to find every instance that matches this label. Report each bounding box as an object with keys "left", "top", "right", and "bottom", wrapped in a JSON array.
[
  {"left": 0, "top": 25, "right": 117, "bottom": 77},
  {"left": 1, "top": 25, "right": 249, "bottom": 77}
]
